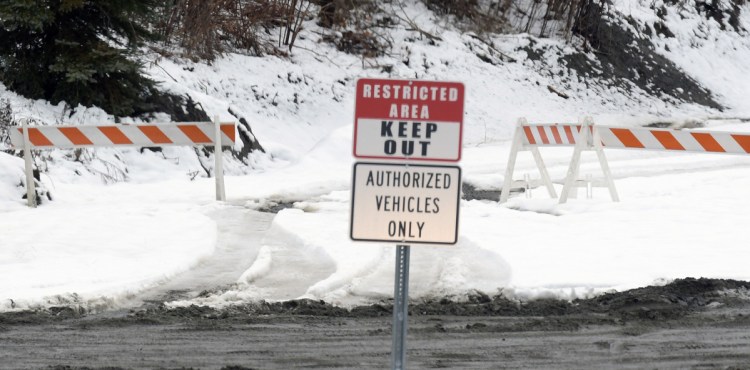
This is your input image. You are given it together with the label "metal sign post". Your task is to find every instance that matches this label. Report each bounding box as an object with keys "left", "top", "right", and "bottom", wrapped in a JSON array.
[{"left": 392, "top": 244, "right": 410, "bottom": 370}]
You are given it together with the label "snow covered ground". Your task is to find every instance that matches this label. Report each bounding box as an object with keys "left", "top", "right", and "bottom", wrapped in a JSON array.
[{"left": 2, "top": 0, "right": 750, "bottom": 311}]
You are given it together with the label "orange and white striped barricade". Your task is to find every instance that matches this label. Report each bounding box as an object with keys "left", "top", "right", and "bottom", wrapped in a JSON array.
[
  {"left": 10, "top": 117, "right": 236, "bottom": 207},
  {"left": 597, "top": 125, "right": 750, "bottom": 154},
  {"left": 500, "top": 118, "right": 580, "bottom": 203},
  {"left": 501, "top": 117, "right": 619, "bottom": 204},
  {"left": 500, "top": 118, "right": 562, "bottom": 202},
  {"left": 562, "top": 124, "right": 750, "bottom": 204},
  {"left": 506, "top": 118, "right": 750, "bottom": 204},
  {"left": 558, "top": 118, "right": 619, "bottom": 204}
]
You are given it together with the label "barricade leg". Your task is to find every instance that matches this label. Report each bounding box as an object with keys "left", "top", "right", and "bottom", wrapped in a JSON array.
[
  {"left": 530, "top": 146, "right": 557, "bottom": 199},
  {"left": 22, "top": 121, "right": 37, "bottom": 208},
  {"left": 213, "top": 115, "right": 226, "bottom": 201},
  {"left": 500, "top": 120, "right": 524, "bottom": 203},
  {"left": 559, "top": 122, "right": 589, "bottom": 204},
  {"left": 593, "top": 129, "right": 619, "bottom": 202}
]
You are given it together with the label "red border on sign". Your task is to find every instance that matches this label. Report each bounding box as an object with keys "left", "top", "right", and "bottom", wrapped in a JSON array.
[{"left": 353, "top": 78, "right": 464, "bottom": 162}]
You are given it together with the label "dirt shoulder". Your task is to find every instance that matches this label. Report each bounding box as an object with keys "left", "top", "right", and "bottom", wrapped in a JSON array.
[{"left": 2, "top": 278, "right": 750, "bottom": 369}]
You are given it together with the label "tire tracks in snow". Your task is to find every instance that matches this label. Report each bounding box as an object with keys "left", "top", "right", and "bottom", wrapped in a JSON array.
[
  {"left": 132, "top": 206, "right": 275, "bottom": 306},
  {"left": 134, "top": 204, "right": 341, "bottom": 308}
]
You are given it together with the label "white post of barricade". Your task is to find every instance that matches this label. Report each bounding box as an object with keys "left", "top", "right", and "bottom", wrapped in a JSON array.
[
  {"left": 524, "top": 173, "right": 532, "bottom": 198},
  {"left": 213, "top": 115, "right": 226, "bottom": 201},
  {"left": 590, "top": 118, "right": 619, "bottom": 202},
  {"left": 22, "top": 120, "right": 37, "bottom": 208},
  {"left": 559, "top": 120, "right": 589, "bottom": 204},
  {"left": 500, "top": 119, "right": 525, "bottom": 203}
]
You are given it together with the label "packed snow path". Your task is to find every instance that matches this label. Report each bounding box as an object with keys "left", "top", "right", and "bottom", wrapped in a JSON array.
[{"left": 134, "top": 206, "right": 275, "bottom": 306}]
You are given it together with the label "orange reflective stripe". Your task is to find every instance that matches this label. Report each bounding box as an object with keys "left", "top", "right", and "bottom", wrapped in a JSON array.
[
  {"left": 691, "top": 132, "right": 724, "bottom": 153},
  {"left": 610, "top": 128, "right": 645, "bottom": 148},
  {"left": 220, "top": 124, "right": 235, "bottom": 143},
  {"left": 537, "top": 126, "right": 549, "bottom": 144},
  {"left": 551, "top": 126, "right": 562, "bottom": 144},
  {"left": 651, "top": 130, "right": 684, "bottom": 151},
  {"left": 99, "top": 126, "right": 133, "bottom": 145},
  {"left": 523, "top": 126, "right": 536, "bottom": 144},
  {"left": 58, "top": 127, "right": 93, "bottom": 146},
  {"left": 564, "top": 125, "right": 575, "bottom": 143},
  {"left": 178, "top": 125, "right": 212, "bottom": 143},
  {"left": 138, "top": 126, "right": 172, "bottom": 144},
  {"left": 18, "top": 128, "right": 54, "bottom": 146},
  {"left": 731, "top": 134, "right": 750, "bottom": 153}
]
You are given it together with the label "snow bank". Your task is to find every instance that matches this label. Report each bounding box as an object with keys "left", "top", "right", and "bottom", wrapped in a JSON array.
[
  {"left": 0, "top": 154, "right": 25, "bottom": 209},
  {"left": 0, "top": 184, "right": 217, "bottom": 311}
]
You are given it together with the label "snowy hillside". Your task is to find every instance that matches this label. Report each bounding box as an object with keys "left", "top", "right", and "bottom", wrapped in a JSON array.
[{"left": 2, "top": 0, "right": 750, "bottom": 311}]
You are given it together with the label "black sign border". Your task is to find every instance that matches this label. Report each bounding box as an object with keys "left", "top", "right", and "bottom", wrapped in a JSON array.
[{"left": 350, "top": 161, "right": 461, "bottom": 245}]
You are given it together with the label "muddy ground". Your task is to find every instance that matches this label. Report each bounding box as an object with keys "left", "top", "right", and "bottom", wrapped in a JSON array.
[{"left": 3, "top": 278, "right": 750, "bottom": 369}]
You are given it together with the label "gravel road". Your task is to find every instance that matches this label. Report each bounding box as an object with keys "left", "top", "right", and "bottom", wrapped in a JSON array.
[{"left": 3, "top": 278, "right": 750, "bottom": 369}]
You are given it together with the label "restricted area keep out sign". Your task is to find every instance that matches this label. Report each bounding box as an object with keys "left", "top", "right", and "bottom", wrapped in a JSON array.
[
  {"left": 350, "top": 162, "right": 461, "bottom": 244},
  {"left": 354, "top": 78, "right": 464, "bottom": 162}
]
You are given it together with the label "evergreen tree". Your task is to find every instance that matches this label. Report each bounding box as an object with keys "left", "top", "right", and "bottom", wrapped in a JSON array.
[{"left": 0, "top": 0, "right": 157, "bottom": 116}]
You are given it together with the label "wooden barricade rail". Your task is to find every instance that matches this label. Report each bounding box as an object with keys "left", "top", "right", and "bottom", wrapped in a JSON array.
[
  {"left": 10, "top": 118, "right": 235, "bottom": 207},
  {"left": 504, "top": 117, "right": 750, "bottom": 204}
]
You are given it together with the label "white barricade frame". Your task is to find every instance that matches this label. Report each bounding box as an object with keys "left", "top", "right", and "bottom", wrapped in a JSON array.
[
  {"left": 500, "top": 118, "right": 557, "bottom": 202},
  {"left": 501, "top": 117, "right": 618, "bottom": 204},
  {"left": 10, "top": 117, "right": 235, "bottom": 207},
  {"left": 503, "top": 117, "right": 750, "bottom": 204},
  {"left": 558, "top": 118, "right": 619, "bottom": 204}
]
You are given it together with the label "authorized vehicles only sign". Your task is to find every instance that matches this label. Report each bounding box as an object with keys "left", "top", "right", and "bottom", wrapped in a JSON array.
[{"left": 350, "top": 162, "right": 461, "bottom": 244}]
